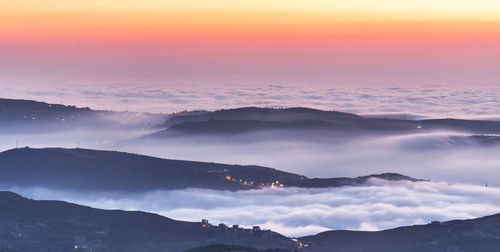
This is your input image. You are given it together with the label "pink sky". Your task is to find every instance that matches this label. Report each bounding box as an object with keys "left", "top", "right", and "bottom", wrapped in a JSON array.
[{"left": 0, "top": 1, "right": 499, "bottom": 87}]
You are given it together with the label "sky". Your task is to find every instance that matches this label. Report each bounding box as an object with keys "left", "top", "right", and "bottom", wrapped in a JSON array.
[{"left": 1, "top": 0, "right": 499, "bottom": 87}]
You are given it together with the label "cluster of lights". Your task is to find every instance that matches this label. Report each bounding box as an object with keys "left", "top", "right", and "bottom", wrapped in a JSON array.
[
  {"left": 291, "top": 238, "right": 310, "bottom": 248},
  {"left": 271, "top": 181, "right": 285, "bottom": 188},
  {"left": 224, "top": 176, "right": 284, "bottom": 188},
  {"left": 225, "top": 176, "right": 254, "bottom": 186}
]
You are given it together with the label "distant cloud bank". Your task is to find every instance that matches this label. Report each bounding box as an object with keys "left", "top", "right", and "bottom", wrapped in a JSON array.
[{"left": 1, "top": 84, "right": 500, "bottom": 119}]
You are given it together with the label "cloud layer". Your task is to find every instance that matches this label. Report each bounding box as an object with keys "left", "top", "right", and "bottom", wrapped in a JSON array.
[
  {"left": 2, "top": 84, "right": 500, "bottom": 119},
  {"left": 7, "top": 179, "right": 500, "bottom": 237},
  {"left": 124, "top": 132, "right": 500, "bottom": 186},
  {"left": 2, "top": 84, "right": 500, "bottom": 238}
]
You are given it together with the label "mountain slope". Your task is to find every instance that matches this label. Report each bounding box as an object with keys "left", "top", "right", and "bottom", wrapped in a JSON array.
[
  {"left": 150, "top": 107, "right": 500, "bottom": 138},
  {"left": 2, "top": 191, "right": 500, "bottom": 252},
  {"left": 161, "top": 107, "right": 362, "bottom": 128},
  {"left": 0, "top": 98, "right": 93, "bottom": 122},
  {"left": 0, "top": 191, "right": 295, "bottom": 252},
  {"left": 299, "top": 214, "right": 500, "bottom": 252},
  {"left": 0, "top": 97, "right": 164, "bottom": 132},
  {"left": 0, "top": 148, "right": 420, "bottom": 192}
]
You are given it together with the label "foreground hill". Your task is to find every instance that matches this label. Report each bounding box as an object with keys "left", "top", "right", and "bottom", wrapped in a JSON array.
[
  {"left": 0, "top": 191, "right": 295, "bottom": 252},
  {"left": 0, "top": 148, "right": 420, "bottom": 192},
  {"left": 2, "top": 191, "right": 500, "bottom": 252},
  {"left": 184, "top": 244, "right": 289, "bottom": 252},
  {"left": 299, "top": 214, "right": 500, "bottom": 252},
  {"left": 148, "top": 107, "right": 500, "bottom": 138}
]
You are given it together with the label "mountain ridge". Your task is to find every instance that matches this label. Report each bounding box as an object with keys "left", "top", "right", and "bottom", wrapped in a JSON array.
[
  {"left": 147, "top": 107, "right": 500, "bottom": 139},
  {"left": 0, "top": 191, "right": 295, "bottom": 252},
  {"left": 299, "top": 212, "right": 500, "bottom": 251},
  {"left": 0, "top": 147, "right": 422, "bottom": 192},
  {"left": 1, "top": 191, "right": 500, "bottom": 252}
]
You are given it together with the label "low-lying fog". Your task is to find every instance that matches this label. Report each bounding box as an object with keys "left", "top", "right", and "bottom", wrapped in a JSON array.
[
  {"left": 0, "top": 128, "right": 149, "bottom": 151},
  {"left": 122, "top": 132, "right": 500, "bottom": 186},
  {"left": 2, "top": 105, "right": 500, "bottom": 237},
  {"left": 5, "top": 179, "right": 500, "bottom": 237},
  {"left": 2, "top": 128, "right": 500, "bottom": 186}
]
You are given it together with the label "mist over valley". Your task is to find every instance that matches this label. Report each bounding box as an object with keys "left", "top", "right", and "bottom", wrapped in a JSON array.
[{"left": 1, "top": 97, "right": 500, "bottom": 251}]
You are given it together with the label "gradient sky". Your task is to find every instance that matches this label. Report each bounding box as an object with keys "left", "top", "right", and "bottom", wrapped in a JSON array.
[{"left": 1, "top": 0, "right": 499, "bottom": 87}]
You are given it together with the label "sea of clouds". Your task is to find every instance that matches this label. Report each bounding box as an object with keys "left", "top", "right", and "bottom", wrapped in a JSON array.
[
  {"left": 2, "top": 84, "right": 500, "bottom": 119},
  {"left": 3, "top": 83, "right": 500, "bottom": 237},
  {"left": 6, "top": 179, "right": 500, "bottom": 237}
]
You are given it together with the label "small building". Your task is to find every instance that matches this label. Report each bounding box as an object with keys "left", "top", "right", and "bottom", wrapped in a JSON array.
[
  {"left": 201, "top": 219, "right": 210, "bottom": 228},
  {"left": 230, "top": 224, "right": 242, "bottom": 232},
  {"left": 218, "top": 223, "right": 228, "bottom": 231}
]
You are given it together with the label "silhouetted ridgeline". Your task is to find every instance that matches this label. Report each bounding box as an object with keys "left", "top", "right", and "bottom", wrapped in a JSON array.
[
  {"left": 150, "top": 107, "right": 500, "bottom": 137},
  {"left": 0, "top": 191, "right": 295, "bottom": 252},
  {"left": 161, "top": 107, "right": 361, "bottom": 127},
  {"left": 1, "top": 191, "right": 500, "bottom": 252},
  {"left": 0, "top": 98, "right": 164, "bottom": 132},
  {"left": 0, "top": 98, "right": 93, "bottom": 131},
  {"left": 153, "top": 107, "right": 417, "bottom": 137},
  {"left": 0, "top": 98, "right": 93, "bottom": 122},
  {"left": 0, "top": 148, "right": 421, "bottom": 192},
  {"left": 3, "top": 98, "right": 500, "bottom": 137},
  {"left": 300, "top": 213, "right": 500, "bottom": 252},
  {"left": 184, "top": 244, "right": 291, "bottom": 252}
]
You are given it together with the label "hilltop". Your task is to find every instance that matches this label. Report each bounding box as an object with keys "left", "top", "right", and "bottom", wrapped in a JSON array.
[
  {"left": 300, "top": 213, "right": 500, "bottom": 251},
  {"left": 148, "top": 107, "right": 500, "bottom": 137},
  {"left": 0, "top": 147, "right": 421, "bottom": 192},
  {"left": 2, "top": 191, "right": 500, "bottom": 252},
  {"left": 0, "top": 97, "right": 164, "bottom": 132},
  {"left": 0, "top": 191, "right": 295, "bottom": 252}
]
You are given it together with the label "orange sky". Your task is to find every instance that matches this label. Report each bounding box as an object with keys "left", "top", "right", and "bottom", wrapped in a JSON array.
[{"left": 1, "top": 0, "right": 499, "bottom": 86}]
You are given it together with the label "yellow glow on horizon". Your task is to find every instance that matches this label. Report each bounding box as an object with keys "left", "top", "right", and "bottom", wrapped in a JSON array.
[
  {"left": 1, "top": 11, "right": 498, "bottom": 40},
  {"left": 1, "top": 0, "right": 499, "bottom": 47},
  {"left": 1, "top": 0, "right": 499, "bottom": 87},
  {"left": 1, "top": 0, "right": 500, "bottom": 21}
]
